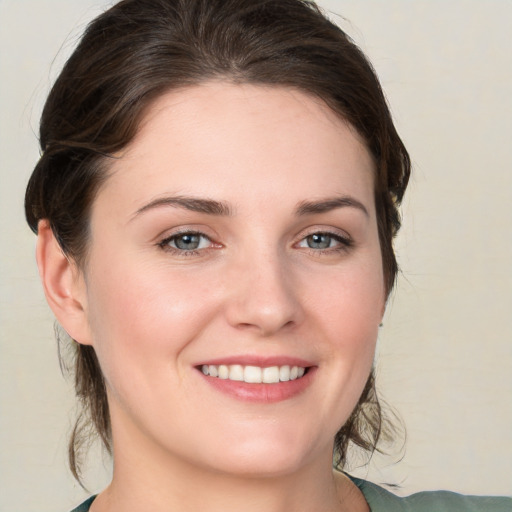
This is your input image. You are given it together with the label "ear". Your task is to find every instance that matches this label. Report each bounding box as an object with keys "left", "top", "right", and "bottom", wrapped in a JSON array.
[{"left": 36, "top": 220, "right": 93, "bottom": 346}]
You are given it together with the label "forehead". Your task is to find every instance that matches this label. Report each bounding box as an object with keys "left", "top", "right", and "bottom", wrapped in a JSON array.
[
  {"left": 100, "top": 82, "right": 376, "bottom": 217},
  {"left": 132, "top": 82, "right": 370, "bottom": 160}
]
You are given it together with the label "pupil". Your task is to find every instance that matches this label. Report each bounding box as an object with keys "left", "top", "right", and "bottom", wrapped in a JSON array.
[
  {"left": 176, "top": 234, "right": 199, "bottom": 250},
  {"left": 308, "top": 233, "right": 330, "bottom": 249}
]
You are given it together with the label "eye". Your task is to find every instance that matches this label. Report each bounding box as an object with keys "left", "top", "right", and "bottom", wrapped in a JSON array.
[
  {"left": 297, "top": 232, "right": 351, "bottom": 251},
  {"left": 159, "top": 231, "right": 212, "bottom": 252}
]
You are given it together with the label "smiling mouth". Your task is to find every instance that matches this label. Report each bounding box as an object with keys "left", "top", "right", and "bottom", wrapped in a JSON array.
[{"left": 200, "top": 364, "right": 307, "bottom": 384}]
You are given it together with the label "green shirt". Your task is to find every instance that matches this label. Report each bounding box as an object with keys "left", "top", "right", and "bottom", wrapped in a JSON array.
[
  {"left": 350, "top": 477, "right": 512, "bottom": 511},
  {"left": 70, "top": 480, "right": 512, "bottom": 511}
]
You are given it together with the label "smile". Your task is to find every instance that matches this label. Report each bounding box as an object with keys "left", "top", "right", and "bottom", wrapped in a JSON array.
[{"left": 201, "top": 364, "right": 306, "bottom": 383}]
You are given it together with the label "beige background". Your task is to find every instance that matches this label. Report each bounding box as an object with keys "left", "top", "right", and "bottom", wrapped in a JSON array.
[{"left": 1, "top": 1, "right": 511, "bottom": 510}]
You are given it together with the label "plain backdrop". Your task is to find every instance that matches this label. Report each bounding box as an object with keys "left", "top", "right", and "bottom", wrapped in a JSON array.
[{"left": 1, "top": 1, "right": 511, "bottom": 510}]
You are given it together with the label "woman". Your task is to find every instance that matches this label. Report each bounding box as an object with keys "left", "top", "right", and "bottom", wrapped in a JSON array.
[{"left": 24, "top": 0, "right": 511, "bottom": 510}]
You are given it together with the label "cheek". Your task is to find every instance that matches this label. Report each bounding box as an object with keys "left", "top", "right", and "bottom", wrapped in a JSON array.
[
  {"left": 311, "top": 259, "right": 384, "bottom": 340},
  {"left": 83, "top": 258, "right": 218, "bottom": 377},
  {"left": 308, "top": 257, "right": 383, "bottom": 396}
]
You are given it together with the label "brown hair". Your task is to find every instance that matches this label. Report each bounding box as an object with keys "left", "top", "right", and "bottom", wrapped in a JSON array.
[{"left": 25, "top": 0, "right": 410, "bottom": 482}]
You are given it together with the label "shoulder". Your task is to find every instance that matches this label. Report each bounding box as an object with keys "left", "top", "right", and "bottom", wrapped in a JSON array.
[
  {"left": 70, "top": 496, "right": 96, "bottom": 512},
  {"left": 349, "top": 476, "right": 512, "bottom": 512}
]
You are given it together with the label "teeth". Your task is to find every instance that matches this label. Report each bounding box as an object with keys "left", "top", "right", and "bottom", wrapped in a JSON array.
[
  {"left": 229, "top": 364, "right": 244, "bottom": 381},
  {"left": 279, "top": 365, "right": 290, "bottom": 381},
  {"left": 244, "top": 366, "right": 262, "bottom": 383},
  {"left": 218, "top": 365, "right": 229, "bottom": 379},
  {"left": 262, "top": 366, "right": 280, "bottom": 383},
  {"left": 201, "top": 364, "right": 307, "bottom": 383}
]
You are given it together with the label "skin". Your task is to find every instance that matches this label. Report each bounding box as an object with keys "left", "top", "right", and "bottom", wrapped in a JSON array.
[{"left": 38, "top": 82, "right": 385, "bottom": 512}]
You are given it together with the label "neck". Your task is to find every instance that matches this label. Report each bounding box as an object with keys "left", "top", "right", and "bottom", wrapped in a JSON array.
[
  {"left": 91, "top": 407, "right": 368, "bottom": 512},
  {"left": 100, "top": 455, "right": 343, "bottom": 512},
  {"left": 92, "top": 446, "right": 365, "bottom": 512}
]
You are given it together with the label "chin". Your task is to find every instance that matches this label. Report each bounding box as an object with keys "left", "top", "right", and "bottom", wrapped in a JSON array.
[
  {"left": 195, "top": 426, "right": 328, "bottom": 478},
  {"left": 209, "top": 451, "right": 311, "bottom": 479}
]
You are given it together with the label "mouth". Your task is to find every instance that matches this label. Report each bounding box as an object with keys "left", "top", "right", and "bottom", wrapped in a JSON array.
[
  {"left": 199, "top": 364, "right": 307, "bottom": 384},
  {"left": 195, "top": 356, "right": 316, "bottom": 402}
]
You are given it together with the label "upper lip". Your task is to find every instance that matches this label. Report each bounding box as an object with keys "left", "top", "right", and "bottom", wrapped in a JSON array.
[{"left": 195, "top": 355, "right": 315, "bottom": 368}]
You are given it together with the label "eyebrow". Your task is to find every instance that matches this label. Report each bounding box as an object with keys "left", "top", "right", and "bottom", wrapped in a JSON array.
[
  {"left": 295, "top": 196, "right": 369, "bottom": 217},
  {"left": 132, "top": 195, "right": 233, "bottom": 219},
  {"left": 131, "top": 194, "right": 368, "bottom": 220}
]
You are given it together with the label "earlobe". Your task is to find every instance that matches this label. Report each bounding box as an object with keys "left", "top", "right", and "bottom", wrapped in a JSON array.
[{"left": 36, "top": 220, "right": 93, "bottom": 346}]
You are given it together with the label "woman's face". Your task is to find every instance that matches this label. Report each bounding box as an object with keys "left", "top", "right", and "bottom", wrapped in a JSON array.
[{"left": 77, "top": 82, "right": 385, "bottom": 476}]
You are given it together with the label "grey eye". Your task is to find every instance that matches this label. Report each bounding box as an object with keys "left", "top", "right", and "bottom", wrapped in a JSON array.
[
  {"left": 167, "top": 233, "right": 211, "bottom": 251},
  {"left": 305, "top": 233, "right": 333, "bottom": 249},
  {"left": 174, "top": 234, "right": 201, "bottom": 250}
]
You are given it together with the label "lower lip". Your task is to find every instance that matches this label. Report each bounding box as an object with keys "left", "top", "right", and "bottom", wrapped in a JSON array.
[{"left": 198, "top": 367, "right": 316, "bottom": 403}]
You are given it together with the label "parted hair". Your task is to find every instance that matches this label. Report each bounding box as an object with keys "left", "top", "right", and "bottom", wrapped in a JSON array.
[{"left": 25, "top": 0, "right": 410, "bottom": 483}]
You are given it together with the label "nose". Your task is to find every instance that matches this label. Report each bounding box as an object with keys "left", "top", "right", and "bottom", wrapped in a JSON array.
[{"left": 224, "top": 251, "right": 303, "bottom": 337}]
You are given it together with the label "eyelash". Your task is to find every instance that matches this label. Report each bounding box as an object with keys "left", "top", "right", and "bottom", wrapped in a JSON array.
[
  {"left": 296, "top": 231, "right": 353, "bottom": 255},
  {"left": 157, "top": 229, "right": 353, "bottom": 257},
  {"left": 158, "top": 230, "right": 216, "bottom": 257}
]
